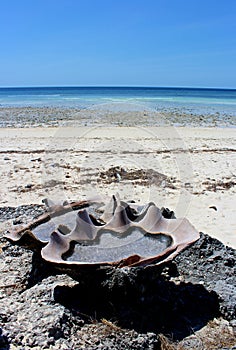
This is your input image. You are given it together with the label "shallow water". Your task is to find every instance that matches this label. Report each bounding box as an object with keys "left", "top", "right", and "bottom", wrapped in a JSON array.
[{"left": 0, "top": 86, "right": 235, "bottom": 127}]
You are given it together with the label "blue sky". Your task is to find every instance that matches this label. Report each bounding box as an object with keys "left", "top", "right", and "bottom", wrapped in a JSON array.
[{"left": 0, "top": 0, "right": 235, "bottom": 88}]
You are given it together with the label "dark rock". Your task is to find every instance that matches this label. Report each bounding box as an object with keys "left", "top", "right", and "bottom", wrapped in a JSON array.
[
  {"left": 12, "top": 218, "right": 23, "bottom": 225},
  {"left": 173, "top": 233, "right": 236, "bottom": 320},
  {"left": 0, "top": 204, "right": 45, "bottom": 223},
  {"left": 0, "top": 328, "right": 10, "bottom": 350},
  {"left": 0, "top": 205, "right": 235, "bottom": 349}
]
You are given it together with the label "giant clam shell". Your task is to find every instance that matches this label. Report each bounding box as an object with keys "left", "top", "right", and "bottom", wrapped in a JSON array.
[{"left": 5, "top": 194, "right": 199, "bottom": 268}]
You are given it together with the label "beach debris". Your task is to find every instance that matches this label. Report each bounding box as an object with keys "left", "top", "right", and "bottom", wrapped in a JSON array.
[
  {"left": 209, "top": 206, "right": 217, "bottom": 211},
  {"left": 202, "top": 177, "right": 236, "bottom": 192},
  {"left": 5, "top": 194, "right": 199, "bottom": 269},
  {"left": 30, "top": 157, "right": 42, "bottom": 162},
  {"left": 25, "top": 183, "right": 33, "bottom": 189},
  {"left": 99, "top": 167, "right": 177, "bottom": 188}
]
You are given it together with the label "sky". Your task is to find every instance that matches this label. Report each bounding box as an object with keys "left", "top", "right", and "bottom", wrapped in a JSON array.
[{"left": 0, "top": 0, "right": 236, "bottom": 88}]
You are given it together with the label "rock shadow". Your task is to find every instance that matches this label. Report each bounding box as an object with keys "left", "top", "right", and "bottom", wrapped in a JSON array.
[
  {"left": 25, "top": 252, "right": 59, "bottom": 289},
  {"left": 0, "top": 328, "right": 10, "bottom": 350},
  {"left": 53, "top": 265, "right": 220, "bottom": 340}
]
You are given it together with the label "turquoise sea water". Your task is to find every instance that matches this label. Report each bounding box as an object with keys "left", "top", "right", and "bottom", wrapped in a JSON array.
[{"left": 0, "top": 86, "right": 236, "bottom": 115}]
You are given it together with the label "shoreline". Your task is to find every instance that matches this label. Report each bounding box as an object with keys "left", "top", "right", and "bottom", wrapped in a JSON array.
[{"left": 0, "top": 106, "right": 235, "bottom": 128}]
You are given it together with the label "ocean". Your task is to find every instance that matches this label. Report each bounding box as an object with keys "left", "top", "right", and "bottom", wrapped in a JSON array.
[
  {"left": 0, "top": 87, "right": 236, "bottom": 111},
  {"left": 0, "top": 86, "right": 236, "bottom": 113}
]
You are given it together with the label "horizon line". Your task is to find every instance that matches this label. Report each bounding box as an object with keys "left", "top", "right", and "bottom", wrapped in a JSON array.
[{"left": 0, "top": 84, "right": 236, "bottom": 90}]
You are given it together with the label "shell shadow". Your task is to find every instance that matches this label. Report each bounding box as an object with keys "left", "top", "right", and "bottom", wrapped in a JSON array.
[{"left": 53, "top": 265, "right": 220, "bottom": 341}]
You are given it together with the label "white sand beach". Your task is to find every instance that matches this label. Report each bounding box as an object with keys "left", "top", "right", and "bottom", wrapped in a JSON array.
[{"left": 0, "top": 126, "right": 235, "bottom": 248}]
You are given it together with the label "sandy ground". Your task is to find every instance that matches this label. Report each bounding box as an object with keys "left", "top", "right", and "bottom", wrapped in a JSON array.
[{"left": 0, "top": 126, "right": 235, "bottom": 248}]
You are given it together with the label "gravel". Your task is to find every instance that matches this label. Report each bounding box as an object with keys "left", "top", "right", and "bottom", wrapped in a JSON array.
[{"left": 0, "top": 205, "right": 44, "bottom": 223}]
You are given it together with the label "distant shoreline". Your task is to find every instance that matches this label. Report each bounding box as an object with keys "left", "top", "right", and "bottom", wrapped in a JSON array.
[
  {"left": 0, "top": 87, "right": 235, "bottom": 129},
  {"left": 0, "top": 85, "right": 236, "bottom": 90},
  {"left": 0, "top": 106, "right": 235, "bottom": 128}
]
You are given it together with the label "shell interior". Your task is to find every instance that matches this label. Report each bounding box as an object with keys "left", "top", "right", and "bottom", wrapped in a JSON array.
[{"left": 5, "top": 194, "right": 200, "bottom": 268}]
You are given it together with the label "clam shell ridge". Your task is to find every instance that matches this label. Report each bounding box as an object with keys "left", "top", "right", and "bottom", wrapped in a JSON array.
[{"left": 5, "top": 194, "right": 200, "bottom": 268}]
